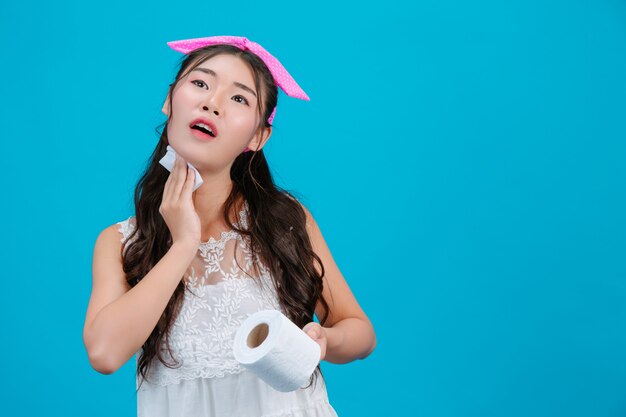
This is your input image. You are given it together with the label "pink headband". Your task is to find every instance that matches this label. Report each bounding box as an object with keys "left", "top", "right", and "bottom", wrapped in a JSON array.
[{"left": 166, "top": 35, "right": 310, "bottom": 127}]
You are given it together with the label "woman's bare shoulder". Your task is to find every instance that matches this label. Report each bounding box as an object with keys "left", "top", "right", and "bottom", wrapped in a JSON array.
[
  {"left": 95, "top": 221, "right": 128, "bottom": 258},
  {"left": 93, "top": 217, "right": 135, "bottom": 261},
  {"left": 105, "top": 216, "right": 136, "bottom": 241}
]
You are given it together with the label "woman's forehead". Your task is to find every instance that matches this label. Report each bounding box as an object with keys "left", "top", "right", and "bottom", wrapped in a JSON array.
[{"left": 188, "top": 54, "right": 255, "bottom": 83}]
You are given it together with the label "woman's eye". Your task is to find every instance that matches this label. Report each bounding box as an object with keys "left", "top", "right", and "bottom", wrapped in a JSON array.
[
  {"left": 233, "top": 95, "right": 249, "bottom": 105},
  {"left": 192, "top": 80, "right": 208, "bottom": 89},
  {"left": 190, "top": 81, "right": 247, "bottom": 105}
]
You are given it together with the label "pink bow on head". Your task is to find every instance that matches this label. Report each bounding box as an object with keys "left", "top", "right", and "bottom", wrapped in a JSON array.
[{"left": 166, "top": 35, "right": 310, "bottom": 127}]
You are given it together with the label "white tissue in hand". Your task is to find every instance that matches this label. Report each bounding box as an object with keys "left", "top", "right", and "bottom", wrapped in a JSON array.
[{"left": 158, "top": 145, "right": 204, "bottom": 192}]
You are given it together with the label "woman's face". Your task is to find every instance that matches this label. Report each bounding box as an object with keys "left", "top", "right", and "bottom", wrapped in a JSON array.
[{"left": 162, "top": 53, "right": 271, "bottom": 173}]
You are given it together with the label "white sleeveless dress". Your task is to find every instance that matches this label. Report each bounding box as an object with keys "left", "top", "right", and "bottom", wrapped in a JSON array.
[{"left": 116, "top": 201, "right": 338, "bottom": 417}]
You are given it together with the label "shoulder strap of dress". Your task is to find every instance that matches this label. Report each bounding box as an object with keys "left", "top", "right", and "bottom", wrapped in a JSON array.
[{"left": 116, "top": 216, "right": 136, "bottom": 253}]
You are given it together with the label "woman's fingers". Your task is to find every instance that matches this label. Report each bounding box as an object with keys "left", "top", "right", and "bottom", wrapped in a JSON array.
[
  {"left": 158, "top": 150, "right": 202, "bottom": 246},
  {"left": 174, "top": 155, "right": 190, "bottom": 200},
  {"left": 170, "top": 154, "right": 185, "bottom": 200},
  {"left": 182, "top": 166, "right": 195, "bottom": 197},
  {"left": 163, "top": 153, "right": 194, "bottom": 203},
  {"left": 163, "top": 153, "right": 179, "bottom": 203}
]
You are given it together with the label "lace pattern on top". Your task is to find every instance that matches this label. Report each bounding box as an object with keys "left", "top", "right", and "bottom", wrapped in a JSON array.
[{"left": 116, "top": 201, "right": 284, "bottom": 387}]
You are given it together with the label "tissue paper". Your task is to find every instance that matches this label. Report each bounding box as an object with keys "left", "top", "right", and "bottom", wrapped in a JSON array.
[
  {"left": 233, "top": 309, "right": 321, "bottom": 392},
  {"left": 158, "top": 145, "right": 204, "bottom": 192}
]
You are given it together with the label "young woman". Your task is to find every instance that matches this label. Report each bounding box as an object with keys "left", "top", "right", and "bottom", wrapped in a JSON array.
[{"left": 83, "top": 35, "right": 376, "bottom": 416}]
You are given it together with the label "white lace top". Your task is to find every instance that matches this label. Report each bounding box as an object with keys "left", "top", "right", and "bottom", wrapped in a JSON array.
[{"left": 116, "top": 201, "right": 338, "bottom": 417}]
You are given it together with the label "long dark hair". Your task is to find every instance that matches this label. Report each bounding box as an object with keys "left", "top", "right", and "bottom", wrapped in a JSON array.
[{"left": 121, "top": 44, "right": 331, "bottom": 392}]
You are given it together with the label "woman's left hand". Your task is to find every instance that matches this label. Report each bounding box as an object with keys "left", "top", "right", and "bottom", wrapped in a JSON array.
[{"left": 302, "top": 322, "right": 327, "bottom": 362}]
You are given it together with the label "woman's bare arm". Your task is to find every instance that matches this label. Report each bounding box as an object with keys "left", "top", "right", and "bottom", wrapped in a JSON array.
[{"left": 83, "top": 224, "right": 196, "bottom": 374}]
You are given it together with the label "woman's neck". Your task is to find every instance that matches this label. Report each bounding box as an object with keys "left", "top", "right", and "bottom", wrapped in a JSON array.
[{"left": 192, "top": 172, "right": 236, "bottom": 228}]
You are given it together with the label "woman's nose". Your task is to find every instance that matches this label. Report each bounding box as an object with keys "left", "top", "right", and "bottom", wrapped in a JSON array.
[
  {"left": 202, "top": 91, "right": 222, "bottom": 116},
  {"left": 202, "top": 105, "right": 219, "bottom": 116}
]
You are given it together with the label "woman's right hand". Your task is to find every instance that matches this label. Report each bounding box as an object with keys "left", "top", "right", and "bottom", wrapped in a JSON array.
[{"left": 159, "top": 153, "right": 201, "bottom": 249}]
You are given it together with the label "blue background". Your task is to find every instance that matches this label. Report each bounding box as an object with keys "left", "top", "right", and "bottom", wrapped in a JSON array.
[{"left": 1, "top": 0, "right": 625, "bottom": 416}]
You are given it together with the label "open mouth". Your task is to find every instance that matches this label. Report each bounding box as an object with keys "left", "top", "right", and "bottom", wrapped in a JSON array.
[{"left": 190, "top": 123, "right": 216, "bottom": 137}]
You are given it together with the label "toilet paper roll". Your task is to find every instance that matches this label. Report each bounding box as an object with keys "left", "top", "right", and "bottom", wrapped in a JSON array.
[
  {"left": 158, "top": 145, "right": 204, "bottom": 192},
  {"left": 233, "top": 309, "right": 321, "bottom": 392}
]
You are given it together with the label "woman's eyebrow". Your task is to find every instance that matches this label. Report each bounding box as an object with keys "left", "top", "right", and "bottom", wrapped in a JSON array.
[{"left": 191, "top": 67, "right": 257, "bottom": 98}]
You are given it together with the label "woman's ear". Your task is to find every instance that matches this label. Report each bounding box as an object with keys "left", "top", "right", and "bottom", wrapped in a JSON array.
[
  {"left": 162, "top": 93, "right": 171, "bottom": 116},
  {"left": 247, "top": 126, "right": 273, "bottom": 152}
]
